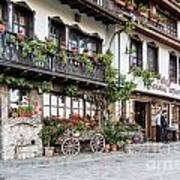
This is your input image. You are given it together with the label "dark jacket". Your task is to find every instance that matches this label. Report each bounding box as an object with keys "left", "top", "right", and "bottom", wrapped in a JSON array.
[{"left": 161, "top": 115, "right": 168, "bottom": 128}]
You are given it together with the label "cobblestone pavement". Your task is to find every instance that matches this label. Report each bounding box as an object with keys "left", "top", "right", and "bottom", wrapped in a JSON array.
[{"left": 1, "top": 143, "right": 180, "bottom": 180}]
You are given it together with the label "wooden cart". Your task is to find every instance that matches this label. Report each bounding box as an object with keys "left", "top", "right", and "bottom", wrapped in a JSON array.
[{"left": 60, "top": 129, "right": 105, "bottom": 156}]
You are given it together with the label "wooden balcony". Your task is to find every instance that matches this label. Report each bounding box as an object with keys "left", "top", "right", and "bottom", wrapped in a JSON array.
[
  {"left": 59, "top": 0, "right": 121, "bottom": 24},
  {"left": 0, "top": 32, "right": 106, "bottom": 87}
]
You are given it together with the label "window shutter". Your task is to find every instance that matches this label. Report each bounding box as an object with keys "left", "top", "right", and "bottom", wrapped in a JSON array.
[{"left": 28, "top": 12, "right": 34, "bottom": 38}]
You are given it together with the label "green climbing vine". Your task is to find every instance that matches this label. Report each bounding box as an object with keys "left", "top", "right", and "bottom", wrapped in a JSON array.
[
  {"left": 131, "top": 67, "right": 160, "bottom": 88},
  {"left": 0, "top": 74, "right": 53, "bottom": 93}
]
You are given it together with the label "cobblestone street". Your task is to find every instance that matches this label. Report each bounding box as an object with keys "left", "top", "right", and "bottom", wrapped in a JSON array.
[{"left": 1, "top": 143, "right": 180, "bottom": 180}]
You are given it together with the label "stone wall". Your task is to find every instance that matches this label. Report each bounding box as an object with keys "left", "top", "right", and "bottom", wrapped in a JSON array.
[{"left": 0, "top": 86, "right": 43, "bottom": 160}]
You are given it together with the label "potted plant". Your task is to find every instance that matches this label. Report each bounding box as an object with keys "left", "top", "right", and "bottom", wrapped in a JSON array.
[
  {"left": 0, "top": 19, "right": 6, "bottom": 33},
  {"left": 72, "top": 47, "right": 79, "bottom": 54},
  {"left": 39, "top": 119, "right": 64, "bottom": 157},
  {"left": 126, "top": 0, "right": 136, "bottom": 11},
  {"left": 17, "top": 30, "right": 25, "bottom": 42},
  {"left": 115, "top": 0, "right": 126, "bottom": 7},
  {"left": 137, "top": 3, "right": 149, "bottom": 17},
  {"left": 105, "top": 144, "right": 111, "bottom": 153},
  {"left": 83, "top": 48, "right": 89, "bottom": 56},
  {"left": 103, "top": 121, "right": 119, "bottom": 152},
  {"left": 150, "top": 12, "right": 159, "bottom": 23},
  {"left": 60, "top": 41, "right": 66, "bottom": 50}
]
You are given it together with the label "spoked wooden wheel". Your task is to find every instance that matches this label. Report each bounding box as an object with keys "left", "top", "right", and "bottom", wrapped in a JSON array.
[
  {"left": 61, "top": 137, "right": 80, "bottom": 156},
  {"left": 90, "top": 133, "right": 105, "bottom": 153}
]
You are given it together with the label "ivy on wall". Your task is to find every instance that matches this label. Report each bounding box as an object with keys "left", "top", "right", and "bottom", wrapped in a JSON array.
[{"left": 0, "top": 74, "right": 53, "bottom": 93}]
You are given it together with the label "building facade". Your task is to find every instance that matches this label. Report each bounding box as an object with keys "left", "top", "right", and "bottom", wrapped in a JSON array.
[
  {"left": 0, "top": 0, "right": 180, "bottom": 160},
  {"left": 112, "top": 0, "right": 180, "bottom": 141},
  {"left": 0, "top": 0, "right": 118, "bottom": 160}
]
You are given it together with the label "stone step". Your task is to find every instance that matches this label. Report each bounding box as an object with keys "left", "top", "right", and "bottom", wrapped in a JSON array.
[{"left": 124, "top": 142, "right": 180, "bottom": 154}]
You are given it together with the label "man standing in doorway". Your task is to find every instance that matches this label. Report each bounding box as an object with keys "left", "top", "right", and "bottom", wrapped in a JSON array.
[
  {"left": 155, "top": 110, "right": 162, "bottom": 142},
  {"left": 161, "top": 110, "right": 168, "bottom": 142}
]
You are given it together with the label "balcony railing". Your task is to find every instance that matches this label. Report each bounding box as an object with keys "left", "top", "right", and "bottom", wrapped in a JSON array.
[
  {"left": 89, "top": 0, "right": 115, "bottom": 11},
  {"left": 0, "top": 32, "right": 105, "bottom": 84}
]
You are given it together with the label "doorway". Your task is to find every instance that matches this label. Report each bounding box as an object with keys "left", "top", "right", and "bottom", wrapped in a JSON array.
[{"left": 134, "top": 101, "right": 151, "bottom": 140}]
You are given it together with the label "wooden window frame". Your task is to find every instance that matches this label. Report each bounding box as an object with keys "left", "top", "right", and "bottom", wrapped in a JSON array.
[
  {"left": 69, "top": 27, "right": 102, "bottom": 55},
  {"left": 12, "top": 4, "right": 34, "bottom": 37},
  {"left": 48, "top": 18, "right": 66, "bottom": 49},
  {"left": 169, "top": 53, "right": 177, "bottom": 84},
  {"left": 147, "top": 43, "right": 159, "bottom": 73},
  {"left": 129, "top": 38, "right": 143, "bottom": 70}
]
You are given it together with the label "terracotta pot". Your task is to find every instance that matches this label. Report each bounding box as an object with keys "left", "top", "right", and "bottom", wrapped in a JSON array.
[
  {"left": 139, "top": 11, "right": 148, "bottom": 17},
  {"left": 0, "top": 23, "right": 6, "bottom": 33},
  {"left": 73, "top": 131, "right": 81, "bottom": 138},
  {"left": 111, "top": 144, "right": 118, "bottom": 152},
  {"left": 17, "top": 33, "right": 25, "bottom": 42},
  {"left": 44, "top": 147, "right": 54, "bottom": 157},
  {"left": 127, "top": 4, "right": 135, "bottom": 11},
  {"left": 105, "top": 144, "right": 110, "bottom": 153},
  {"left": 115, "top": 0, "right": 126, "bottom": 7}
]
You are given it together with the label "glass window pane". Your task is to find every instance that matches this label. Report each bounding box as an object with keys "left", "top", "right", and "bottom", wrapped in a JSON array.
[
  {"left": 59, "top": 96, "right": 65, "bottom": 107},
  {"left": 43, "top": 107, "right": 50, "bottom": 117},
  {"left": 51, "top": 107, "right": 58, "bottom": 116},
  {"left": 79, "top": 109, "right": 83, "bottom": 117},
  {"left": 66, "top": 108, "right": 71, "bottom": 119},
  {"left": 51, "top": 95, "right": 57, "bottom": 106},
  {"left": 20, "top": 15, "right": 25, "bottom": 25},
  {"left": 0, "top": 4, "right": 2, "bottom": 19},
  {"left": 10, "top": 89, "right": 20, "bottom": 103},
  {"left": 72, "top": 99, "right": 78, "bottom": 108},
  {"left": 43, "top": 94, "right": 50, "bottom": 105},
  {"left": 79, "top": 99, "right": 83, "bottom": 109},
  {"left": 59, "top": 108, "right": 64, "bottom": 117},
  {"left": 13, "top": 24, "right": 19, "bottom": 34},
  {"left": 66, "top": 97, "right": 71, "bottom": 108},
  {"left": 72, "top": 109, "right": 79, "bottom": 114}
]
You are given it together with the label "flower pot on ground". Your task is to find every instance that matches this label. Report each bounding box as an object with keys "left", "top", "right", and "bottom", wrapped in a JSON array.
[
  {"left": 111, "top": 144, "right": 118, "bottom": 152},
  {"left": 0, "top": 19, "right": 6, "bottom": 33},
  {"left": 105, "top": 144, "right": 111, "bottom": 153},
  {"left": 44, "top": 147, "right": 55, "bottom": 157},
  {"left": 39, "top": 118, "right": 64, "bottom": 156}
]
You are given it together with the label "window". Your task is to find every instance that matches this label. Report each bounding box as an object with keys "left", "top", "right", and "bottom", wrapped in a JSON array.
[
  {"left": 0, "top": 1, "right": 8, "bottom": 22},
  {"left": 49, "top": 18, "right": 65, "bottom": 48},
  {"left": 43, "top": 93, "right": 100, "bottom": 119},
  {"left": 129, "top": 38, "right": 142, "bottom": 70},
  {"left": 171, "top": 105, "right": 180, "bottom": 125},
  {"left": 13, "top": 5, "right": 34, "bottom": 37},
  {"left": 69, "top": 27, "right": 102, "bottom": 56},
  {"left": 147, "top": 44, "right": 158, "bottom": 73},
  {"left": 169, "top": 53, "right": 177, "bottom": 83},
  {"left": 0, "top": 4, "right": 3, "bottom": 20},
  {"left": 9, "top": 89, "right": 30, "bottom": 117}
]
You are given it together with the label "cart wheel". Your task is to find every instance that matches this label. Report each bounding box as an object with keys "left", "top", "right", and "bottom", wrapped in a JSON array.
[
  {"left": 90, "top": 133, "right": 105, "bottom": 153},
  {"left": 61, "top": 137, "right": 80, "bottom": 156}
]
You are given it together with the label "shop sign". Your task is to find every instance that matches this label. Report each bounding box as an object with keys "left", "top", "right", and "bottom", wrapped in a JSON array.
[{"left": 151, "top": 77, "right": 180, "bottom": 96}]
